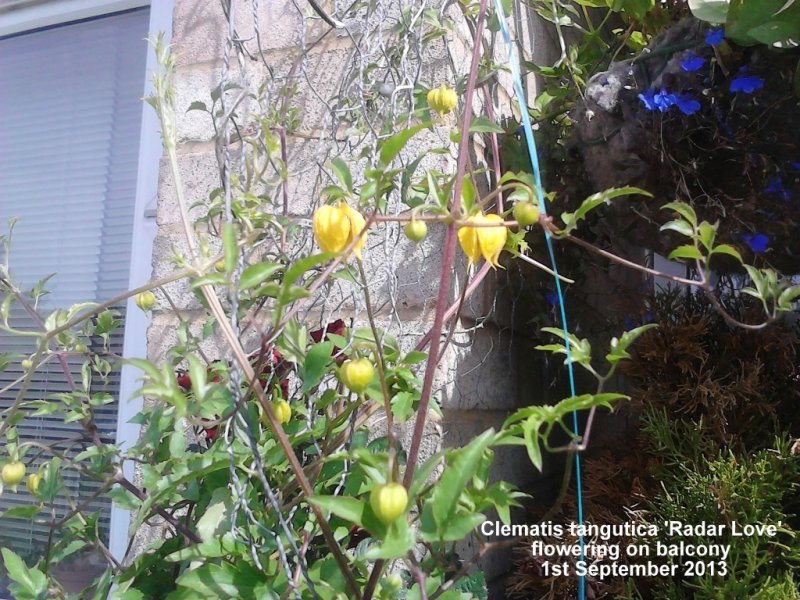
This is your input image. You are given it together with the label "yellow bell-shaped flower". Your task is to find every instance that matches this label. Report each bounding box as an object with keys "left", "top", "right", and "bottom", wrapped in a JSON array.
[
  {"left": 312, "top": 203, "right": 368, "bottom": 259},
  {"left": 340, "top": 203, "right": 367, "bottom": 259},
  {"left": 427, "top": 84, "right": 458, "bottom": 115},
  {"left": 458, "top": 212, "right": 507, "bottom": 268}
]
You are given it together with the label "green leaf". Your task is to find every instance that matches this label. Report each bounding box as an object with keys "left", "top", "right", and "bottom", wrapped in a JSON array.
[
  {"left": 186, "top": 100, "right": 208, "bottom": 112},
  {"left": 711, "top": 244, "right": 743, "bottom": 262},
  {"left": 1, "top": 505, "right": 40, "bottom": 519},
  {"left": 726, "top": 0, "right": 800, "bottom": 45},
  {"left": 468, "top": 116, "right": 505, "bottom": 133},
  {"left": 391, "top": 391, "right": 416, "bottom": 422},
  {"left": 364, "top": 517, "right": 415, "bottom": 558},
  {"left": 196, "top": 488, "right": 231, "bottom": 542},
  {"left": 190, "top": 273, "right": 227, "bottom": 289},
  {"left": 778, "top": 285, "right": 800, "bottom": 307},
  {"left": 622, "top": 0, "right": 655, "bottom": 20},
  {"left": 667, "top": 245, "right": 704, "bottom": 261},
  {"left": 434, "top": 511, "right": 486, "bottom": 542},
  {"left": 2, "top": 548, "right": 47, "bottom": 600},
  {"left": 660, "top": 219, "right": 694, "bottom": 237},
  {"left": 697, "top": 221, "right": 717, "bottom": 250},
  {"left": 302, "top": 342, "right": 334, "bottom": 393},
  {"left": 378, "top": 123, "right": 429, "bottom": 166},
  {"left": 222, "top": 221, "right": 238, "bottom": 273},
  {"left": 330, "top": 157, "right": 353, "bottom": 191},
  {"left": 40, "top": 457, "right": 60, "bottom": 503},
  {"left": 240, "top": 262, "right": 281, "bottom": 290},
  {"left": 431, "top": 429, "right": 494, "bottom": 529},
  {"left": 175, "top": 561, "right": 263, "bottom": 599},
  {"left": 688, "top": 0, "right": 730, "bottom": 22},
  {"left": 560, "top": 187, "right": 651, "bottom": 233},
  {"left": 606, "top": 323, "right": 658, "bottom": 364},
  {"left": 537, "top": 327, "right": 592, "bottom": 367},
  {"left": 283, "top": 253, "right": 331, "bottom": 288},
  {"left": 661, "top": 201, "right": 698, "bottom": 228},
  {"left": 308, "top": 495, "right": 365, "bottom": 527},
  {"left": 522, "top": 416, "right": 544, "bottom": 470},
  {"left": 402, "top": 350, "right": 428, "bottom": 365}
]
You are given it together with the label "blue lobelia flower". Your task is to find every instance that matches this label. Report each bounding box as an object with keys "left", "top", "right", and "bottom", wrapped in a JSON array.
[
  {"left": 652, "top": 89, "right": 677, "bottom": 112},
  {"left": 638, "top": 88, "right": 658, "bottom": 111},
  {"left": 681, "top": 52, "right": 705, "bottom": 72},
  {"left": 789, "top": 161, "right": 800, "bottom": 172},
  {"left": 544, "top": 291, "right": 559, "bottom": 306},
  {"left": 741, "top": 233, "right": 769, "bottom": 254},
  {"left": 674, "top": 93, "right": 701, "bottom": 115},
  {"left": 730, "top": 67, "right": 764, "bottom": 94},
  {"left": 764, "top": 175, "right": 791, "bottom": 201},
  {"left": 639, "top": 88, "right": 675, "bottom": 112},
  {"left": 705, "top": 28, "right": 725, "bottom": 46}
]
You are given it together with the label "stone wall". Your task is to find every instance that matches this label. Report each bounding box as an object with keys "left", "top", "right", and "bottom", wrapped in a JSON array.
[{"left": 141, "top": 0, "right": 560, "bottom": 593}]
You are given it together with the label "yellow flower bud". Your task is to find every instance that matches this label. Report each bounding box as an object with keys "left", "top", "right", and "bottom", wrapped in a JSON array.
[
  {"left": 312, "top": 203, "right": 368, "bottom": 259},
  {"left": 26, "top": 473, "right": 40, "bottom": 495},
  {"left": 457, "top": 213, "right": 508, "bottom": 268},
  {"left": 339, "top": 358, "right": 374, "bottom": 394},
  {"left": 427, "top": 84, "right": 458, "bottom": 115},
  {"left": 370, "top": 482, "right": 408, "bottom": 524},
  {"left": 272, "top": 399, "right": 292, "bottom": 425},
  {"left": 135, "top": 291, "right": 156, "bottom": 312},
  {"left": 2, "top": 461, "right": 25, "bottom": 487}
]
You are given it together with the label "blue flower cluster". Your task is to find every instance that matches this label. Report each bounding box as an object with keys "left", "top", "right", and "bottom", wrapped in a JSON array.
[
  {"left": 638, "top": 88, "right": 701, "bottom": 115},
  {"left": 741, "top": 233, "right": 769, "bottom": 254},
  {"left": 638, "top": 28, "right": 766, "bottom": 117}
]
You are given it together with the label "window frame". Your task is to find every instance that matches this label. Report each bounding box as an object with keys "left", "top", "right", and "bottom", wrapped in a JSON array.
[{"left": 0, "top": 0, "right": 173, "bottom": 562}]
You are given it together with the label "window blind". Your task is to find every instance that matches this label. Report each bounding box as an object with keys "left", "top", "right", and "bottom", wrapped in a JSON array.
[{"left": 0, "top": 7, "right": 149, "bottom": 563}]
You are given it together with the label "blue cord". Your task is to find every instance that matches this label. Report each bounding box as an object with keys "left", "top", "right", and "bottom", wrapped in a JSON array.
[{"left": 490, "top": 1, "right": 585, "bottom": 598}]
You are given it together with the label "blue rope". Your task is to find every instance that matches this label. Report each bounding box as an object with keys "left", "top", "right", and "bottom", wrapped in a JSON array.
[{"left": 490, "top": 1, "right": 585, "bottom": 598}]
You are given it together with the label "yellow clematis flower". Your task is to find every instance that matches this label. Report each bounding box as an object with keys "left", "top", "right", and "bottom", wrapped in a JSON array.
[
  {"left": 427, "top": 84, "right": 458, "bottom": 115},
  {"left": 312, "top": 203, "right": 368, "bottom": 259},
  {"left": 458, "top": 212, "right": 507, "bottom": 268},
  {"left": 340, "top": 203, "right": 367, "bottom": 259}
]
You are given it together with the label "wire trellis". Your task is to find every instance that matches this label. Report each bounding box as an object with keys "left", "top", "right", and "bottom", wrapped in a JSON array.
[{"left": 193, "top": 0, "right": 554, "bottom": 591}]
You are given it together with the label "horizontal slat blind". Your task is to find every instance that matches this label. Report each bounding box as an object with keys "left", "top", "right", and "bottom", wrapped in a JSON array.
[{"left": 0, "top": 7, "right": 148, "bottom": 561}]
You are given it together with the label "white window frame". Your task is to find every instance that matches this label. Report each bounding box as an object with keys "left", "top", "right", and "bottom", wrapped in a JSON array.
[{"left": 1, "top": 0, "right": 173, "bottom": 562}]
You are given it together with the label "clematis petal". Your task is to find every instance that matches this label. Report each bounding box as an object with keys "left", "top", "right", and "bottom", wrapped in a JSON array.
[
  {"left": 313, "top": 204, "right": 351, "bottom": 253},
  {"left": 458, "top": 216, "right": 482, "bottom": 264},
  {"left": 341, "top": 203, "right": 368, "bottom": 259},
  {"left": 475, "top": 213, "right": 508, "bottom": 268}
]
